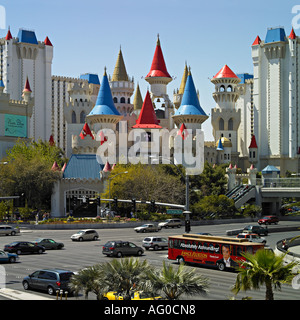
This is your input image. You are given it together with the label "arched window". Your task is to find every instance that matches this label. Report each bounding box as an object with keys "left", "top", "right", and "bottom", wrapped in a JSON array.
[
  {"left": 120, "top": 97, "right": 125, "bottom": 103},
  {"left": 219, "top": 118, "right": 224, "bottom": 130},
  {"left": 113, "top": 97, "right": 118, "bottom": 103},
  {"left": 227, "top": 85, "right": 233, "bottom": 92},
  {"left": 72, "top": 111, "right": 76, "bottom": 124},
  {"left": 80, "top": 111, "right": 86, "bottom": 123},
  {"left": 228, "top": 118, "right": 233, "bottom": 130},
  {"left": 127, "top": 98, "right": 130, "bottom": 103},
  {"left": 219, "top": 85, "right": 225, "bottom": 92}
]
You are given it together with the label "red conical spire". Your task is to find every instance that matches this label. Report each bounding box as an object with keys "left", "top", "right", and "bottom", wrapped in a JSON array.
[
  {"left": 5, "top": 28, "right": 12, "bottom": 40},
  {"left": 23, "top": 77, "right": 32, "bottom": 93},
  {"left": 103, "top": 161, "right": 112, "bottom": 172},
  {"left": 44, "top": 36, "right": 53, "bottom": 46},
  {"left": 51, "top": 161, "right": 59, "bottom": 171},
  {"left": 289, "top": 28, "right": 296, "bottom": 40},
  {"left": 248, "top": 134, "right": 258, "bottom": 149},
  {"left": 213, "top": 65, "right": 239, "bottom": 79},
  {"left": 132, "top": 91, "right": 162, "bottom": 129},
  {"left": 252, "top": 35, "right": 261, "bottom": 46},
  {"left": 146, "top": 35, "right": 171, "bottom": 78}
]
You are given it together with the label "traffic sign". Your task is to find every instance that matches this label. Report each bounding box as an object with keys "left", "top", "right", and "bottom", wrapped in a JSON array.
[{"left": 166, "top": 209, "right": 183, "bottom": 215}]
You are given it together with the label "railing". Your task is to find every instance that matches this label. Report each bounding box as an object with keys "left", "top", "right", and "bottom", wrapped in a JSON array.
[{"left": 262, "top": 178, "right": 300, "bottom": 188}]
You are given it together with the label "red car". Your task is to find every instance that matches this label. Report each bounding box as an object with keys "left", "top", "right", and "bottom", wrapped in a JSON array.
[{"left": 258, "top": 215, "right": 279, "bottom": 225}]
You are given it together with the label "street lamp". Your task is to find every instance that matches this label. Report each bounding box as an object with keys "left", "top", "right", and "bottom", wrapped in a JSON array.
[
  {"left": 150, "top": 156, "right": 191, "bottom": 233},
  {"left": 108, "top": 171, "right": 128, "bottom": 210}
]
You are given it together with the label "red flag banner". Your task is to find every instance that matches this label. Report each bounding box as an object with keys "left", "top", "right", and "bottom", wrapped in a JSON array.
[
  {"left": 178, "top": 123, "right": 189, "bottom": 140},
  {"left": 99, "top": 130, "right": 107, "bottom": 145},
  {"left": 80, "top": 123, "right": 94, "bottom": 140}
]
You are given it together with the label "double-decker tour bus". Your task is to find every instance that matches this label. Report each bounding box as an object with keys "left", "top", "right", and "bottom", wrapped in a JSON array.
[{"left": 168, "top": 233, "right": 265, "bottom": 271}]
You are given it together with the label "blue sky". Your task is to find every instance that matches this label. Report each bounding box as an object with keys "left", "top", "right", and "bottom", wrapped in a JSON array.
[{"left": 0, "top": 0, "right": 299, "bottom": 140}]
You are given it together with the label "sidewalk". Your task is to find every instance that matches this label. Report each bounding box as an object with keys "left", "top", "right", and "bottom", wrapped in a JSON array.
[{"left": 0, "top": 288, "right": 53, "bottom": 300}]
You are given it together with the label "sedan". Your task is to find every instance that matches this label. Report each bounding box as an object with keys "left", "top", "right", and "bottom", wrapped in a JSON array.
[
  {"left": 236, "top": 233, "right": 267, "bottom": 244},
  {"left": 258, "top": 215, "right": 279, "bottom": 225},
  {"left": 0, "top": 249, "right": 19, "bottom": 263},
  {"left": 4, "top": 241, "right": 45, "bottom": 255},
  {"left": 32, "top": 238, "right": 64, "bottom": 250},
  {"left": 134, "top": 224, "right": 160, "bottom": 233}
]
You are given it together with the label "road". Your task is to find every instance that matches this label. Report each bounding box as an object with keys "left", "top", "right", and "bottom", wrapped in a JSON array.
[{"left": 0, "top": 220, "right": 299, "bottom": 300}]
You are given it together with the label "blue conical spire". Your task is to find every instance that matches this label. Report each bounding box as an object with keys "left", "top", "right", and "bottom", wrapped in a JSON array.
[
  {"left": 174, "top": 69, "right": 207, "bottom": 117},
  {"left": 0, "top": 79, "right": 4, "bottom": 88},
  {"left": 88, "top": 68, "right": 120, "bottom": 116},
  {"left": 216, "top": 138, "right": 224, "bottom": 151}
]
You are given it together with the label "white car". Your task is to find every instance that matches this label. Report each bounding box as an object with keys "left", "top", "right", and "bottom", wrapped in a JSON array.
[
  {"left": 0, "top": 225, "right": 20, "bottom": 236},
  {"left": 134, "top": 224, "right": 160, "bottom": 233},
  {"left": 236, "top": 233, "right": 266, "bottom": 244},
  {"left": 70, "top": 229, "right": 99, "bottom": 241}
]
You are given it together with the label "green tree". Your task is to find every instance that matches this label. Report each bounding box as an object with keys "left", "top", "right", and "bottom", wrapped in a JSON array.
[
  {"left": 232, "top": 249, "right": 299, "bottom": 300},
  {"left": 98, "top": 257, "right": 153, "bottom": 300},
  {"left": 101, "top": 163, "right": 185, "bottom": 207},
  {"left": 140, "top": 261, "right": 209, "bottom": 300},
  {"left": 0, "top": 139, "right": 67, "bottom": 209},
  {"left": 190, "top": 162, "right": 227, "bottom": 200},
  {"left": 191, "top": 194, "right": 237, "bottom": 218}
]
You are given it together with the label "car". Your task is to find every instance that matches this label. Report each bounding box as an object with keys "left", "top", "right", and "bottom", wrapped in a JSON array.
[
  {"left": 0, "top": 225, "right": 20, "bottom": 236},
  {"left": 142, "top": 236, "right": 168, "bottom": 250},
  {"left": 4, "top": 241, "right": 45, "bottom": 255},
  {"left": 0, "top": 249, "right": 19, "bottom": 263},
  {"left": 258, "top": 215, "right": 279, "bottom": 225},
  {"left": 22, "top": 269, "right": 74, "bottom": 295},
  {"left": 102, "top": 241, "right": 144, "bottom": 257},
  {"left": 236, "top": 233, "right": 267, "bottom": 244},
  {"left": 70, "top": 229, "right": 99, "bottom": 241},
  {"left": 32, "top": 238, "right": 64, "bottom": 250},
  {"left": 243, "top": 225, "right": 268, "bottom": 236},
  {"left": 158, "top": 218, "right": 182, "bottom": 229},
  {"left": 134, "top": 223, "right": 160, "bottom": 233},
  {"left": 103, "top": 291, "right": 162, "bottom": 300}
]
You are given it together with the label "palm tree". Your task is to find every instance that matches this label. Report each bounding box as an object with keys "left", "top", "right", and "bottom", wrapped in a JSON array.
[
  {"left": 69, "top": 265, "right": 106, "bottom": 300},
  {"left": 232, "top": 249, "right": 299, "bottom": 300},
  {"left": 99, "top": 257, "right": 153, "bottom": 300},
  {"left": 140, "top": 261, "right": 209, "bottom": 300}
]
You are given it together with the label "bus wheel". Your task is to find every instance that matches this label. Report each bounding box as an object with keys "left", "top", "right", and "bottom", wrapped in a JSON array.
[
  {"left": 217, "top": 262, "right": 225, "bottom": 271},
  {"left": 177, "top": 256, "right": 185, "bottom": 265}
]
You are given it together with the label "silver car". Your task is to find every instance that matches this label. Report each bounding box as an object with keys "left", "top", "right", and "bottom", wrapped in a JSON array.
[
  {"left": 158, "top": 219, "right": 182, "bottom": 229},
  {"left": 70, "top": 229, "right": 99, "bottom": 241},
  {"left": 142, "top": 237, "right": 168, "bottom": 250},
  {"left": 134, "top": 224, "right": 160, "bottom": 233},
  {"left": 0, "top": 225, "right": 20, "bottom": 236}
]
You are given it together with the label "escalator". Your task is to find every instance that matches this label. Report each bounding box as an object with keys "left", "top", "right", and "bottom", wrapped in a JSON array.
[{"left": 227, "top": 185, "right": 256, "bottom": 208}]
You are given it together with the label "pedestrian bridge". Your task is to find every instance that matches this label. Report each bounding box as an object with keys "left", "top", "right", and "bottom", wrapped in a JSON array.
[{"left": 227, "top": 178, "right": 300, "bottom": 213}]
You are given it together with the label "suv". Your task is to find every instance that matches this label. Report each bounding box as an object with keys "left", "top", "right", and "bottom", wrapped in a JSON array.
[
  {"left": 243, "top": 225, "right": 268, "bottom": 236},
  {"left": 102, "top": 241, "right": 144, "bottom": 258},
  {"left": 142, "top": 237, "right": 168, "bottom": 250},
  {"left": 158, "top": 219, "right": 182, "bottom": 229},
  {"left": 0, "top": 225, "right": 20, "bottom": 236},
  {"left": 236, "top": 233, "right": 266, "bottom": 244},
  {"left": 258, "top": 215, "right": 279, "bottom": 225},
  {"left": 70, "top": 229, "right": 99, "bottom": 241},
  {"left": 23, "top": 269, "right": 74, "bottom": 295}
]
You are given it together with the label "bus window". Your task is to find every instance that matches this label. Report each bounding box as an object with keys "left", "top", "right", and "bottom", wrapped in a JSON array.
[
  {"left": 192, "top": 241, "right": 197, "bottom": 251},
  {"left": 203, "top": 242, "right": 208, "bottom": 253},
  {"left": 246, "top": 246, "right": 253, "bottom": 254},
  {"left": 236, "top": 246, "right": 243, "bottom": 257},
  {"left": 214, "top": 244, "right": 220, "bottom": 254},
  {"left": 169, "top": 239, "right": 174, "bottom": 248}
]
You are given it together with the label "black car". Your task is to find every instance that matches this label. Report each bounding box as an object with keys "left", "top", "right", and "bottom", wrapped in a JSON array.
[
  {"left": 4, "top": 241, "right": 45, "bottom": 255},
  {"left": 243, "top": 225, "right": 268, "bottom": 236},
  {"left": 103, "top": 241, "right": 144, "bottom": 258},
  {"left": 23, "top": 269, "right": 74, "bottom": 295}
]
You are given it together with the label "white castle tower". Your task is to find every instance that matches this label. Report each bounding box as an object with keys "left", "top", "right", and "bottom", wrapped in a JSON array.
[
  {"left": 251, "top": 27, "right": 300, "bottom": 172},
  {"left": 211, "top": 65, "right": 241, "bottom": 165},
  {"left": 1, "top": 28, "right": 53, "bottom": 142}
]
